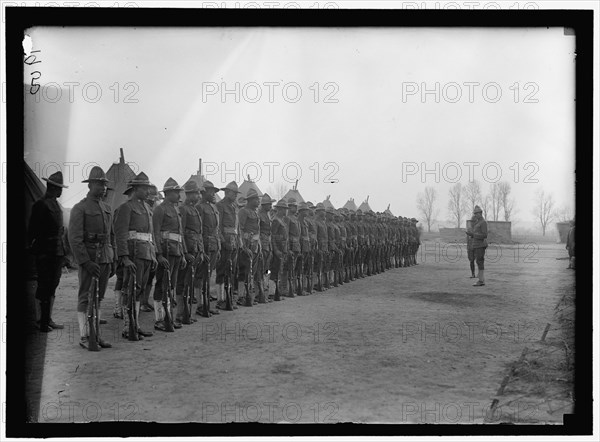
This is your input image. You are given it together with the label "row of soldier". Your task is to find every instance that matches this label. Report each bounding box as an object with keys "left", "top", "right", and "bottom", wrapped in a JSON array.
[{"left": 28, "top": 167, "right": 421, "bottom": 350}]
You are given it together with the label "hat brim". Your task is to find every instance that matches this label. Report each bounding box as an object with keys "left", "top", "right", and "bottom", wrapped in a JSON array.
[
  {"left": 221, "top": 188, "right": 241, "bottom": 193},
  {"left": 261, "top": 199, "right": 276, "bottom": 204},
  {"left": 42, "top": 177, "right": 68, "bottom": 188},
  {"left": 82, "top": 178, "right": 110, "bottom": 183}
]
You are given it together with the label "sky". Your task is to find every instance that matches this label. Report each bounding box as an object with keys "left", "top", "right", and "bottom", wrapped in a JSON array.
[{"left": 23, "top": 26, "right": 576, "bottom": 229}]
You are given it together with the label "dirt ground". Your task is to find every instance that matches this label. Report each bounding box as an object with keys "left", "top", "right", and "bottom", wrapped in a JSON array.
[{"left": 31, "top": 241, "right": 575, "bottom": 424}]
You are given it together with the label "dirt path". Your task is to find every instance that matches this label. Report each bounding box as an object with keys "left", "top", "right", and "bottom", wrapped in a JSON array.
[{"left": 35, "top": 242, "right": 573, "bottom": 423}]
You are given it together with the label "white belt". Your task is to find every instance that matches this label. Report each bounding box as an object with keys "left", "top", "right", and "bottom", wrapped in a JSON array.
[
  {"left": 161, "top": 232, "right": 182, "bottom": 242},
  {"left": 128, "top": 231, "right": 153, "bottom": 243}
]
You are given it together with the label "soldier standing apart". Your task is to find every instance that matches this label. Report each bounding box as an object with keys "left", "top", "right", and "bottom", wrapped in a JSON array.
[
  {"left": 68, "top": 167, "right": 115, "bottom": 349},
  {"left": 216, "top": 181, "right": 242, "bottom": 310},
  {"left": 114, "top": 172, "right": 157, "bottom": 339},
  {"left": 238, "top": 189, "right": 262, "bottom": 306},
  {"left": 566, "top": 218, "right": 575, "bottom": 269},
  {"left": 175, "top": 180, "right": 205, "bottom": 323},
  {"left": 466, "top": 216, "right": 477, "bottom": 278},
  {"left": 270, "top": 199, "right": 289, "bottom": 301},
  {"left": 152, "top": 178, "right": 187, "bottom": 330},
  {"left": 28, "top": 171, "right": 68, "bottom": 332},
  {"left": 196, "top": 181, "right": 221, "bottom": 316},
  {"left": 466, "top": 206, "right": 488, "bottom": 287},
  {"left": 258, "top": 194, "right": 275, "bottom": 302}
]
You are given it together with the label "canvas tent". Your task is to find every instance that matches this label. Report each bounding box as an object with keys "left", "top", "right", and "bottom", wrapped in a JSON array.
[
  {"left": 104, "top": 148, "right": 137, "bottom": 213},
  {"left": 239, "top": 175, "right": 263, "bottom": 199},
  {"left": 342, "top": 198, "right": 358, "bottom": 212},
  {"left": 183, "top": 159, "right": 221, "bottom": 203},
  {"left": 358, "top": 196, "right": 372, "bottom": 213},
  {"left": 25, "top": 160, "right": 46, "bottom": 238},
  {"left": 322, "top": 195, "right": 335, "bottom": 210},
  {"left": 283, "top": 180, "right": 305, "bottom": 204},
  {"left": 384, "top": 204, "right": 394, "bottom": 217}
]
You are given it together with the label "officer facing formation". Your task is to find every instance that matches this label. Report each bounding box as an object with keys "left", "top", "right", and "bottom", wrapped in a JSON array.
[
  {"left": 28, "top": 171, "right": 68, "bottom": 333},
  {"left": 466, "top": 206, "right": 488, "bottom": 287}
]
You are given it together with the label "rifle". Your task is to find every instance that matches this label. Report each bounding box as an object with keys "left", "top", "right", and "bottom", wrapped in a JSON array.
[
  {"left": 243, "top": 248, "right": 253, "bottom": 307},
  {"left": 296, "top": 251, "right": 304, "bottom": 296},
  {"left": 87, "top": 248, "right": 101, "bottom": 351},
  {"left": 287, "top": 251, "right": 296, "bottom": 297},
  {"left": 224, "top": 253, "right": 234, "bottom": 311},
  {"left": 126, "top": 241, "right": 139, "bottom": 341},
  {"left": 182, "top": 251, "right": 197, "bottom": 324},
  {"left": 199, "top": 250, "right": 212, "bottom": 317},
  {"left": 162, "top": 239, "right": 175, "bottom": 332}
]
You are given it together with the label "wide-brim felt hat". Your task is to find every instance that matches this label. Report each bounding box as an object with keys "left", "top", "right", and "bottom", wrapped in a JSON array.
[
  {"left": 286, "top": 198, "right": 298, "bottom": 207},
  {"left": 162, "top": 177, "right": 182, "bottom": 192},
  {"left": 298, "top": 202, "right": 309, "bottom": 211},
  {"left": 42, "top": 171, "right": 68, "bottom": 188},
  {"left": 201, "top": 180, "right": 220, "bottom": 192},
  {"left": 274, "top": 199, "right": 288, "bottom": 209},
  {"left": 261, "top": 193, "right": 276, "bottom": 205},
  {"left": 221, "top": 181, "right": 241, "bottom": 193},
  {"left": 306, "top": 201, "right": 316, "bottom": 209},
  {"left": 473, "top": 205, "right": 483, "bottom": 214},
  {"left": 245, "top": 188, "right": 261, "bottom": 200},
  {"left": 183, "top": 180, "right": 200, "bottom": 193},
  {"left": 82, "top": 166, "right": 109, "bottom": 183}
]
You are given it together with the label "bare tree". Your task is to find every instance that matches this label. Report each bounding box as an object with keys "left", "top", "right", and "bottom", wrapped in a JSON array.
[
  {"left": 488, "top": 183, "right": 502, "bottom": 221},
  {"left": 554, "top": 205, "right": 574, "bottom": 222},
  {"left": 533, "top": 189, "right": 555, "bottom": 236},
  {"left": 464, "top": 180, "right": 482, "bottom": 214},
  {"left": 480, "top": 194, "right": 490, "bottom": 220},
  {"left": 497, "top": 181, "right": 516, "bottom": 221},
  {"left": 264, "top": 181, "right": 289, "bottom": 201},
  {"left": 447, "top": 183, "right": 467, "bottom": 228},
  {"left": 416, "top": 187, "right": 439, "bottom": 233}
]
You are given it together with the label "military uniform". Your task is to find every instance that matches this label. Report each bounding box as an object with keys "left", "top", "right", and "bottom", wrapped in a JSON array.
[
  {"left": 468, "top": 207, "right": 487, "bottom": 286},
  {"left": 238, "top": 188, "right": 261, "bottom": 306},
  {"left": 113, "top": 172, "right": 156, "bottom": 338},
  {"left": 315, "top": 204, "right": 329, "bottom": 290},
  {"left": 258, "top": 194, "right": 275, "bottom": 301},
  {"left": 175, "top": 184, "right": 204, "bottom": 323},
  {"left": 196, "top": 180, "right": 221, "bottom": 315},
  {"left": 68, "top": 166, "right": 115, "bottom": 349},
  {"left": 283, "top": 199, "right": 301, "bottom": 297},
  {"left": 152, "top": 178, "right": 186, "bottom": 328},
  {"left": 566, "top": 222, "right": 575, "bottom": 269},
  {"left": 29, "top": 171, "right": 68, "bottom": 332},
  {"left": 270, "top": 199, "right": 289, "bottom": 301}
]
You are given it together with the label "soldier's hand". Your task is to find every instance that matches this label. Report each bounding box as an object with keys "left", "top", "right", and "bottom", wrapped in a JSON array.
[
  {"left": 185, "top": 253, "right": 195, "bottom": 263},
  {"left": 122, "top": 256, "right": 137, "bottom": 272},
  {"left": 216, "top": 251, "right": 221, "bottom": 262},
  {"left": 83, "top": 260, "right": 101, "bottom": 278},
  {"left": 180, "top": 257, "right": 187, "bottom": 269},
  {"left": 151, "top": 257, "right": 158, "bottom": 271},
  {"left": 158, "top": 255, "right": 170, "bottom": 269}
]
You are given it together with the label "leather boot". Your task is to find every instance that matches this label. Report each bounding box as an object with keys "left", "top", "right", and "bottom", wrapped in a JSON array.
[
  {"left": 48, "top": 296, "right": 64, "bottom": 329},
  {"left": 39, "top": 301, "right": 52, "bottom": 332}
]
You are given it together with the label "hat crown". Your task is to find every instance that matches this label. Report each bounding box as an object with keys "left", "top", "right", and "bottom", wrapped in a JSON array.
[
  {"left": 43, "top": 171, "right": 68, "bottom": 188},
  {"left": 183, "top": 180, "right": 199, "bottom": 192},
  {"left": 83, "top": 166, "right": 108, "bottom": 182},
  {"left": 275, "top": 199, "right": 288, "bottom": 209},
  {"left": 246, "top": 188, "right": 260, "bottom": 199},
  {"left": 130, "top": 172, "right": 151, "bottom": 185},
  {"left": 287, "top": 197, "right": 297, "bottom": 206},
  {"left": 260, "top": 193, "right": 275, "bottom": 205},
  {"left": 223, "top": 181, "right": 239, "bottom": 192},
  {"left": 473, "top": 205, "right": 482, "bottom": 213}
]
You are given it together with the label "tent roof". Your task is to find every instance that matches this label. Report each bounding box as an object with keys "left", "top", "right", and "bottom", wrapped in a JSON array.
[
  {"left": 358, "top": 196, "right": 372, "bottom": 213},
  {"left": 322, "top": 195, "right": 335, "bottom": 210},
  {"left": 104, "top": 148, "right": 137, "bottom": 212},
  {"left": 342, "top": 198, "right": 357, "bottom": 212},
  {"left": 238, "top": 176, "right": 263, "bottom": 198},
  {"left": 283, "top": 180, "right": 304, "bottom": 204},
  {"left": 384, "top": 204, "right": 394, "bottom": 216}
]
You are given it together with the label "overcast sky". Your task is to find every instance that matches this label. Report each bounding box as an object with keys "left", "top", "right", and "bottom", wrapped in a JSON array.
[{"left": 23, "top": 26, "right": 575, "bottom": 228}]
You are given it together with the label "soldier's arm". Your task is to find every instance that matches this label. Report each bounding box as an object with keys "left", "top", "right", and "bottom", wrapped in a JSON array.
[
  {"left": 473, "top": 221, "right": 488, "bottom": 239},
  {"left": 152, "top": 205, "right": 165, "bottom": 256},
  {"left": 67, "top": 204, "right": 90, "bottom": 265},
  {"left": 28, "top": 200, "right": 43, "bottom": 248},
  {"left": 114, "top": 203, "right": 132, "bottom": 257},
  {"left": 177, "top": 208, "right": 188, "bottom": 255}
]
